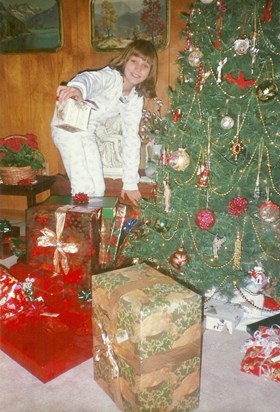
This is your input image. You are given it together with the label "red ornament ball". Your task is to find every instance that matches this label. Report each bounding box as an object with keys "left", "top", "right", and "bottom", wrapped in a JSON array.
[
  {"left": 169, "top": 247, "right": 190, "bottom": 270},
  {"left": 195, "top": 208, "right": 216, "bottom": 230},
  {"left": 228, "top": 195, "right": 249, "bottom": 217},
  {"left": 258, "top": 200, "right": 280, "bottom": 223}
]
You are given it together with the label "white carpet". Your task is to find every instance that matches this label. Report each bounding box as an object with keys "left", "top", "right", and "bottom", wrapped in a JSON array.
[{"left": 0, "top": 328, "right": 279, "bottom": 412}]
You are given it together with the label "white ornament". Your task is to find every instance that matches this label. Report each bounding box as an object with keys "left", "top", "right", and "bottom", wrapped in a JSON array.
[
  {"left": 217, "top": 58, "right": 227, "bottom": 83},
  {"left": 221, "top": 115, "right": 234, "bottom": 130},
  {"left": 212, "top": 234, "right": 226, "bottom": 259},
  {"left": 200, "top": 0, "right": 214, "bottom": 3}
]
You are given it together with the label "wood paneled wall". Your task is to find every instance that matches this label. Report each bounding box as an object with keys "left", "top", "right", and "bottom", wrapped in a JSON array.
[{"left": 0, "top": 0, "right": 192, "bottom": 213}]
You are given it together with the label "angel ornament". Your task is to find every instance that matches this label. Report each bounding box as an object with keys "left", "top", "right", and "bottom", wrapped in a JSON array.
[
  {"left": 163, "top": 177, "right": 171, "bottom": 213},
  {"left": 217, "top": 58, "right": 227, "bottom": 83},
  {"left": 212, "top": 234, "right": 226, "bottom": 259}
]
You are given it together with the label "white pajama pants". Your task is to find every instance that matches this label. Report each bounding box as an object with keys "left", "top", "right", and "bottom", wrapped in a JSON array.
[{"left": 51, "top": 123, "right": 105, "bottom": 197}]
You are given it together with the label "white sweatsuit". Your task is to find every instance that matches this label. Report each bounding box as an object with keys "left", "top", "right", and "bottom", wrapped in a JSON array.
[{"left": 51, "top": 66, "right": 143, "bottom": 197}]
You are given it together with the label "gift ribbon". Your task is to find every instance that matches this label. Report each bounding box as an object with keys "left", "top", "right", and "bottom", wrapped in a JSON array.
[
  {"left": 37, "top": 206, "right": 79, "bottom": 274},
  {"left": 95, "top": 322, "right": 124, "bottom": 411}
]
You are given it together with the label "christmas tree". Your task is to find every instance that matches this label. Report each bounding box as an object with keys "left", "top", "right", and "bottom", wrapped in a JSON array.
[{"left": 127, "top": 0, "right": 280, "bottom": 300}]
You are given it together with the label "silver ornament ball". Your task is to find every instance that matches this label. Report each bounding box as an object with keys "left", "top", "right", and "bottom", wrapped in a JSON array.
[{"left": 221, "top": 115, "right": 234, "bottom": 130}]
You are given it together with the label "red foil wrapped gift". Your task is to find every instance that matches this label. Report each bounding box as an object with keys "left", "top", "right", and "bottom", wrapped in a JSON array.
[
  {"left": 2, "top": 262, "right": 93, "bottom": 383},
  {"left": 241, "top": 326, "right": 280, "bottom": 382},
  {"left": 26, "top": 197, "right": 117, "bottom": 288}
]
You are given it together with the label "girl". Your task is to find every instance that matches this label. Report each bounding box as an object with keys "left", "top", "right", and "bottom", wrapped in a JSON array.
[{"left": 51, "top": 39, "right": 158, "bottom": 205}]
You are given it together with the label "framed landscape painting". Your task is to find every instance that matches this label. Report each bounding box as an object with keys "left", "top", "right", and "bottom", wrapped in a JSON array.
[
  {"left": 0, "top": 0, "right": 62, "bottom": 53},
  {"left": 90, "top": 0, "right": 169, "bottom": 51}
]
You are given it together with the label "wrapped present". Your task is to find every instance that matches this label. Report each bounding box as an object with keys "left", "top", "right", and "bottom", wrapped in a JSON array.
[
  {"left": 26, "top": 197, "right": 118, "bottom": 288},
  {"left": 241, "top": 326, "right": 280, "bottom": 382},
  {"left": 204, "top": 298, "right": 244, "bottom": 334},
  {"left": 92, "top": 263, "right": 202, "bottom": 411},
  {"left": 99, "top": 204, "right": 127, "bottom": 269},
  {"left": 53, "top": 98, "right": 92, "bottom": 132},
  {"left": 0, "top": 220, "right": 20, "bottom": 259},
  {"left": 0, "top": 295, "right": 93, "bottom": 382}
]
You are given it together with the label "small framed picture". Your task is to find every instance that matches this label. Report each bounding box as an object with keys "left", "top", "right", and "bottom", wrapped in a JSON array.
[
  {"left": 90, "top": 0, "right": 169, "bottom": 51},
  {"left": 0, "top": 0, "right": 62, "bottom": 53}
]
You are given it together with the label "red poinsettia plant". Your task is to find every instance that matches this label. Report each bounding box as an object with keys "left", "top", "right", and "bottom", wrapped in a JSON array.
[{"left": 0, "top": 133, "right": 45, "bottom": 169}]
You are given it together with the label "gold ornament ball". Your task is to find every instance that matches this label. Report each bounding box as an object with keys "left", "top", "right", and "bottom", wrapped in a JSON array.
[
  {"left": 169, "top": 148, "right": 190, "bottom": 171},
  {"left": 256, "top": 80, "right": 278, "bottom": 102},
  {"left": 188, "top": 49, "right": 203, "bottom": 67}
]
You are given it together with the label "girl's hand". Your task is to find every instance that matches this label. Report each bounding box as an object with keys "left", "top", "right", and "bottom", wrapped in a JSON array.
[
  {"left": 56, "top": 85, "right": 83, "bottom": 105},
  {"left": 121, "top": 189, "right": 142, "bottom": 206}
]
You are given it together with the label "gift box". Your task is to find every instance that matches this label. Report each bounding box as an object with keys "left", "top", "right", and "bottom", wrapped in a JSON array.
[
  {"left": 240, "top": 326, "right": 280, "bottom": 382},
  {"left": 0, "top": 298, "right": 93, "bottom": 383},
  {"left": 92, "top": 263, "right": 202, "bottom": 411},
  {"left": 26, "top": 196, "right": 118, "bottom": 288},
  {"left": 53, "top": 98, "right": 92, "bottom": 132},
  {"left": 99, "top": 204, "right": 127, "bottom": 269},
  {"left": 0, "top": 263, "right": 93, "bottom": 383},
  {"left": 204, "top": 298, "right": 244, "bottom": 334}
]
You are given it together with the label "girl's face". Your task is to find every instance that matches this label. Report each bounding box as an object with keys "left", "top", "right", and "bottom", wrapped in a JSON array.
[{"left": 123, "top": 54, "right": 151, "bottom": 89}]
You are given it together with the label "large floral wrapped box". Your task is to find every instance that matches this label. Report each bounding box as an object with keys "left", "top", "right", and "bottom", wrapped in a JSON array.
[
  {"left": 92, "top": 263, "right": 202, "bottom": 412},
  {"left": 26, "top": 197, "right": 118, "bottom": 288}
]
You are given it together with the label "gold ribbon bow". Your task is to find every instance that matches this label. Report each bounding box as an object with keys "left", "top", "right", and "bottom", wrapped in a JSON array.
[{"left": 37, "top": 205, "right": 79, "bottom": 274}]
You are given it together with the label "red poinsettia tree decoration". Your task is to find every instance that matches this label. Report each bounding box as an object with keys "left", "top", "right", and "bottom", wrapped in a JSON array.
[{"left": 228, "top": 195, "right": 249, "bottom": 217}]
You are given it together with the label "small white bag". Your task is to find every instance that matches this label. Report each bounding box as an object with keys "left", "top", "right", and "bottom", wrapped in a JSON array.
[{"left": 53, "top": 98, "right": 92, "bottom": 132}]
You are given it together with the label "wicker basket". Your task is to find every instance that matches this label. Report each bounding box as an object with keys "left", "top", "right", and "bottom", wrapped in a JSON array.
[{"left": 0, "top": 166, "right": 37, "bottom": 185}]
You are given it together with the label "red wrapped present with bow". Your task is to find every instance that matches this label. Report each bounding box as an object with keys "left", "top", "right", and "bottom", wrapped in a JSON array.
[
  {"left": 26, "top": 197, "right": 118, "bottom": 288},
  {"left": 241, "top": 325, "right": 280, "bottom": 382}
]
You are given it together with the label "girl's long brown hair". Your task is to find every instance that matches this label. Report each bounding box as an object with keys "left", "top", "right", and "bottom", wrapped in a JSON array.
[{"left": 109, "top": 39, "right": 158, "bottom": 98}]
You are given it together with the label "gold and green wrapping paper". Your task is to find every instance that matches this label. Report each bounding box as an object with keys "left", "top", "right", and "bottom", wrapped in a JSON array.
[{"left": 92, "top": 263, "right": 202, "bottom": 411}]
